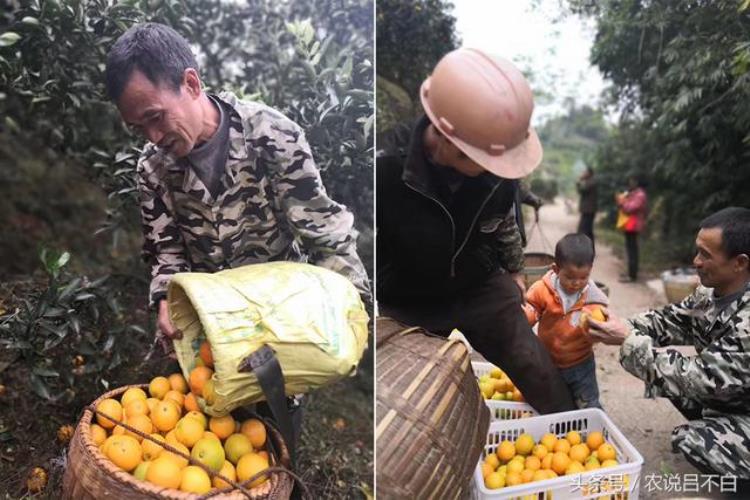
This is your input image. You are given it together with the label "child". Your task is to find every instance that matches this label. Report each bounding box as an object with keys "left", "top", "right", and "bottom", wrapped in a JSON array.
[{"left": 523, "top": 233, "right": 608, "bottom": 409}]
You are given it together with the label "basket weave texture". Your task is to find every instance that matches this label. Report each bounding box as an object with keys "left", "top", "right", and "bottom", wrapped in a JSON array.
[
  {"left": 522, "top": 252, "right": 554, "bottom": 289},
  {"left": 62, "top": 384, "right": 294, "bottom": 499},
  {"left": 375, "top": 317, "right": 490, "bottom": 499}
]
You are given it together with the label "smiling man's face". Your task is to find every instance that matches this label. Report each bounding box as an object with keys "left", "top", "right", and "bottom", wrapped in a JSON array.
[{"left": 117, "top": 69, "right": 202, "bottom": 158}]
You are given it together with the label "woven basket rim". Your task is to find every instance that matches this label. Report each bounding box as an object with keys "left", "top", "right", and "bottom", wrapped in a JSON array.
[{"left": 78, "top": 384, "right": 284, "bottom": 499}]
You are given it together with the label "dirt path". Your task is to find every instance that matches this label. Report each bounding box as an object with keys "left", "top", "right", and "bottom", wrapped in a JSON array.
[{"left": 526, "top": 199, "right": 704, "bottom": 499}]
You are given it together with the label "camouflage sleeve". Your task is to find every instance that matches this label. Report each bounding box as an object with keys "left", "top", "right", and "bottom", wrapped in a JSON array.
[
  {"left": 494, "top": 209, "right": 524, "bottom": 274},
  {"left": 619, "top": 324, "right": 750, "bottom": 406},
  {"left": 626, "top": 290, "right": 702, "bottom": 347},
  {"left": 266, "top": 122, "right": 372, "bottom": 306},
  {"left": 137, "top": 153, "right": 190, "bottom": 308}
]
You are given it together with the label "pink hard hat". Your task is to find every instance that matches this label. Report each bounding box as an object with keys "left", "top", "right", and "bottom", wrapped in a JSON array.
[{"left": 420, "top": 48, "right": 543, "bottom": 179}]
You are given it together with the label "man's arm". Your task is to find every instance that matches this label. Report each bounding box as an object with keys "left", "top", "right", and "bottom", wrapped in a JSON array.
[
  {"left": 493, "top": 209, "right": 526, "bottom": 296},
  {"left": 627, "top": 290, "right": 704, "bottom": 347},
  {"left": 266, "top": 121, "right": 372, "bottom": 306}
]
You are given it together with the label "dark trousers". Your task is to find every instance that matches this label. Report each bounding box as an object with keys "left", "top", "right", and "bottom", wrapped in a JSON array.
[
  {"left": 625, "top": 231, "right": 639, "bottom": 280},
  {"left": 577, "top": 212, "right": 595, "bottom": 250},
  {"left": 379, "top": 272, "right": 576, "bottom": 414}
]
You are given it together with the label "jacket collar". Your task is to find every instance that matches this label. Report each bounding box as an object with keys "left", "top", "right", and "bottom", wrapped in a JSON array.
[{"left": 542, "top": 270, "right": 610, "bottom": 307}]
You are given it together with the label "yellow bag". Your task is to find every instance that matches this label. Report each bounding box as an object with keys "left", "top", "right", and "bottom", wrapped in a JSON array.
[
  {"left": 168, "top": 262, "right": 369, "bottom": 416},
  {"left": 616, "top": 209, "right": 631, "bottom": 231}
]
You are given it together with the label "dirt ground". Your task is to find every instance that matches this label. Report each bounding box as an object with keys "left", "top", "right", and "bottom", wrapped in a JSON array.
[{"left": 525, "top": 199, "right": 725, "bottom": 500}]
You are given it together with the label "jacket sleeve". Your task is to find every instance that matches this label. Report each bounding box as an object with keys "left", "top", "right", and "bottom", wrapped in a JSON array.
[
  {"left": 626, "top": 290, "right": 703, "bottom": 347},
  {"left": 266, "top": 121, "right": 372, "bottom": 306},
  {"left": 494, "top": 209, "right": 525, "bottom": 274},
  {"left": 619, "top": 317, "right": 750, "bottom": 406},
  {"left": 524, "top": 281, "right": 546, "bottom": 326},
  {"left": 137, "top": 153, "right": 190, "bottom": 308}
]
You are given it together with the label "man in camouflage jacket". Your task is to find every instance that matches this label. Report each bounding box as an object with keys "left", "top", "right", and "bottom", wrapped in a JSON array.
[
  {"left": 589, "top": 207, "right": 750, "bottom": 481},
  {"left": 105, "top": 23, "right": 369, "bottom": 341}
]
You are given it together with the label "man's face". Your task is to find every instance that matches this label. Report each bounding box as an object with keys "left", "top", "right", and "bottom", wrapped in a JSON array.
[
  {"left": 433, "top": 137, "right": 486, "bottom": 177},
  {"left": 117, "top": 69, "right": 202, "bottom": 158},
  {"left": 693, "top": 227, "right": 741, "bottom": 289},
  {"left": 552, "top": 263, "right": 592, "bottom": 295}
]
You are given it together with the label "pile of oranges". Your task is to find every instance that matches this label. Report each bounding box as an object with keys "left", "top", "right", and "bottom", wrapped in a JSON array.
[
  {"left": 90, "top": 341, "right": 271, "bottom": 494},
  {"left": 477, "top": 366, "right": 525, "bottom": 402},
  {"left": 481, "top": 430, "right": 620, "bottom": 490}
]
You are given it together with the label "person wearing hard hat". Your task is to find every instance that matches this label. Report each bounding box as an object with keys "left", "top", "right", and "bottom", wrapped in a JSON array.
[{"left": 376, "top": 48, "right": 576, "bottom": 414}]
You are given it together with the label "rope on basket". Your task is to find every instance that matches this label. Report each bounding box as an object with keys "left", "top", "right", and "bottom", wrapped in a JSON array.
[
  {"left": 88, "top": 406, "right": 309, "bottom": 499},
  {"left": 525, "top": 212, "right": 554, "bottom": 254}
]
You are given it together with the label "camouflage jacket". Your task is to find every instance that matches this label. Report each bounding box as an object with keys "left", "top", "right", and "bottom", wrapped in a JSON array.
[
  {"left": 137, "top": 92, "right": 370, "bottom": 307},
  {"left": 621, "top": 284, "right": 750, "bottom": 414}
]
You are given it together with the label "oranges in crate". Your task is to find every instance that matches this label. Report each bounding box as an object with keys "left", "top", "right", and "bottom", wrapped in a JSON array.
[
  {"left": 477, "top": 366, "right": 525, "bottom": 403},
  {"left": 482, "top": 429, "right": 624, "bottom": 490},
  {"left": 89, "top": 369, "right": 270, "bottom": 494}
]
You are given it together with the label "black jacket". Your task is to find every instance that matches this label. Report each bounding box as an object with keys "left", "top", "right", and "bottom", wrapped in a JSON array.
[{"left": 377, "top": 117, "right": 523, "bottom": 303}]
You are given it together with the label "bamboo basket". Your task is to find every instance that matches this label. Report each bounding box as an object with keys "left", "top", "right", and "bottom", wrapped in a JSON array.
[
  {"left": 522, "top": 252, "right": 554, "bottom": 289},
  {"left": 375, "top": 317, "right": 490, "bottom": 500},
  {"left": 62, "top": 385, "right": 294, "bottom": 499},
  {"left": 661, "top": 268, "right": 700, "bottom": 304}
]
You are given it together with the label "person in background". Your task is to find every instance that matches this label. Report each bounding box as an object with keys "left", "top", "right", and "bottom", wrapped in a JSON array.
[
  {"left": 576, "top": 166, "right": 597, "bottom": 248},
  {"left": 616, "top": 174, "right": 648, "bottom": 282}
]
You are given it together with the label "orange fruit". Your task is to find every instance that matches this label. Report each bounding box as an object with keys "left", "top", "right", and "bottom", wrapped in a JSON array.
[
  {"left": 597, "top": 443, "right": 617, "bottom": 462},
  {"left": 163, "top": 390, "right": 185, "bottom": 409},
  {"left": 151, "top": 401, "right": 181, "bottom": 432},
  {"left": 551, "top": 452, "right": 571, "bottom": 475},
  {"left": 165, "top": 429, "right": 180, "bottom": 445},
  {"left": 210, "top": 416, "right": 236, "bottom": 440},
  {"left": 484, "top": 453, "right": 500, "bottom": 470},
  {"left": 512, "top": 389, "right": 523, "bottom": 402},
  {"left": 168, "top": 373, "right": 189, "bottom": 394},
  {"left": 199, "top": 341, "right": 214, "bottom": 368},
  {"left": 570, "top": 443, "right": 590, "bottom": 464},
  {"left": 585, "top": 457, "right": 600, "bottom": 471},
  {"left": 257, "top": 451, "right": 270, "bottom": 462},
  {"left": 239, "top": 419, "right": 267, "bottom": 449},
  {"left": 525, "top": 455, "right": 541, "bottom": 471},
  {"left": 125, "top": 399, "right": 149, "bottom": 417},
  {"left": 90, "top": 424, "right": 107, "bottom": 446},
  {"left": 601, "top": 458, "right": 619, "bottom": 468},
  {"left": 101, "top": 435, "right": 118, "bottom": 456},
  {"left": 224, "top": 433, "right": 253, "bottom": 464},
  {"left": 133, "top": 461, "right": 150, "bottom": 481},
  {"left": 481, "top": 462, "right": 494, "bottom": 479},
  {"left": 236, "top": 453, "right": 269, "bottom": 487},
  {"left": 532, "top": 444, "right": 548, "bottom": 460},
  {"left": 202, "top": 378, "right": 216, "bottom": 405},
  {"left": 505, "top": 471, "right": 522, "bottom": 486},
  {"left": 566, "top": 461, "right": 586, "bottom": 475},
  {"left": 566, "top": 431, "right": 582, "bottom": 446},
  {"left": 184, "top": 410, "right": 208, "bottom": 430},
  {"left": 121, "top": 388, "right": 148, "bottom": 408},
  {"left": 149, "top": 376, "right": 171, "bottom": 399},
  {"left": 175, "top": 417, "right": 205, "bottom": 448},
  {"left": 532, "top": 470, "right": 548, "bottom": 482},
  {"left": 189, "top": 366, "right": 213, "bottom": 396},
  {"left": 191, "top": 437, "right": 226, "bottom": 471},
  {"left": 485, "top": 471, "right": 505, "bottom": 489},
  {"left": 553, "top": 439, "right": 571, "bottom": 454},
  {"left": 184, "top": 393, "right": 200, "bottom": 413},
  {"left": 541, "top": 454, "right": 553, "bottom": 470},
  {"left": 540, "top": 433, "right": 557, "bottom": 453},
  {"left": 586, "top": 431, "right": 605, "bottom": 451},
  {"left": 514, "top": 433, "right": 534, "bottom": 456},
  {"left": 203, "top": 431, "right": 221, "bottom": 441},
  {"left": 496, "top": 440, "right": 515, "bottom": 462},
  {"left": 106, "top": 435, "right": 142, "bottom": 472},
  {"left": 519, "top": 468, "right": 533, "bottom": 483},
  {"left": 179, "top": 465, "right": 212, "bottom": 493},
  {"left": 506, "top": 459, "right": 524, "bottom": 474},
  {"left": 142, "top": 434, "right": 166, "bottom": 461},
  {"left": 162, "top": 442, "right": 190, "bottom": 469},
  {"left": 145, "top": 398, "right": 159, "bottom": 413},
  {"left": 96, "top": 399, "right": 123, "bottom": 429},
  {"left": 213, "top": 460, "right": 237, "bottom": 489},
  {"left": 123, "top": 414, "right": 153, "bottom": 442},
  {"left": 146, "top": 456, "right": 182, "bottom": 489}
]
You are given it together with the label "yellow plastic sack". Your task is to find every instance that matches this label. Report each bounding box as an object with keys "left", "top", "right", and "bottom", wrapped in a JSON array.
[
  {"left": 616, "top": 209, "right": 631, "bottom": 231},
  {"left": 167, "top": 262, "right": 369, "bottom": 416}
]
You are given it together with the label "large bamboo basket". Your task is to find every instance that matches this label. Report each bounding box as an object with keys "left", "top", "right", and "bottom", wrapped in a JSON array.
[
  {"left": 62, "top": 385, "right": 294, "bottom": 499},
  {"left": 522, "top": 252, "right": 554, "bottom": 289},
  {"left": 375, "top": 317, "right": 490, "bottom": 499},
  {"left": 661, "top": 268, "right": 700, "bottom": 304}
]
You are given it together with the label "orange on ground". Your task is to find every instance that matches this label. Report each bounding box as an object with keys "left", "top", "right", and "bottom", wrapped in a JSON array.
[
  {"left": 151, "top": 401, "right": 181, "bottom": 432},
  {"left": 551, "top": 452, "right": 571, "bottom": 475},
  {"left": 168, "top": 373, "right": 189, "bottom": 394},
  {"left": 199, "top": 341, "right": 214, "bottom": 368},
  {"left": 106, "top": 435, "right": 142, "bottom": 472},
  {"left": 95, "top": 399, "right": 123, "bottom": 430},
  {"left": 149, "top": 376, "right": 170, "bottom": 399},
  {"left": 189, "top": 366, "right": 213, "bottom": 396},
  {"left": 236, "top": 453, "right": 269, "bottom": 487},
  {"left": 240, "top": 419, "right": 267, "bottom": 449},
  {"left": 210, "top": 416, "right": 236, "bottom": 440},
  {"left": 146, "top": 456, "right": 182, "bottom": 489}
]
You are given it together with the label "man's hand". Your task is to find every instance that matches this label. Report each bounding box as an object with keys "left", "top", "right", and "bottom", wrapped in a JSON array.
[
  {"left": 157, "top": 299, "right": 182, "bottom": 340},
  {"left": 587, "top": 311, "right": 631, "bottom": 345},
  {"left": 510, "top": 273, "right": 527, "bottom": 303}
]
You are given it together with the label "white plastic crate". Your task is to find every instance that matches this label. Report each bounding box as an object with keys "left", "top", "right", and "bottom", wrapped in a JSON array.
[
  {"left": 474, "top": 408, "right": 644, "bottom": 499},
  {"left": 472, "top": 361, "right": 539, "bottom": 421}
]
